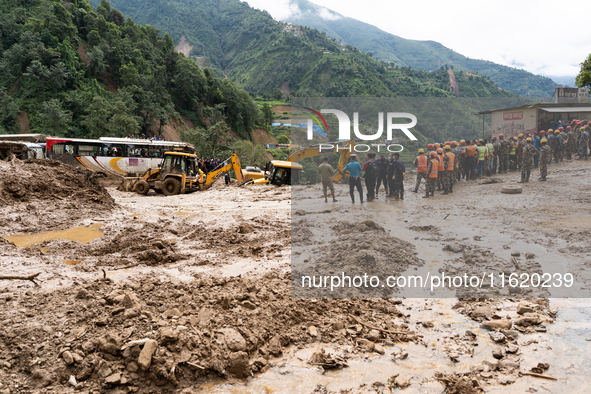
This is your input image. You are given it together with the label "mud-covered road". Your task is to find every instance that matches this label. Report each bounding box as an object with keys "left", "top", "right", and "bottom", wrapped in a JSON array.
[{"left": 1, "top": 158, "right": 590, "bottom": 394}]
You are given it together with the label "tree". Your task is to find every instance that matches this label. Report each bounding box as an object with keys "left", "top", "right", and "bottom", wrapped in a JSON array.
[
  {"left": 0, "top": 87, "right": 19, "bottom": 132},
  {"left": 38, "top": 99, "right": 72, "bottom": 136},
  {"left": 261, "top": 102, "right": 273, "bottom": 128},
  {"left": 231, "top": 140, "right": 267, "bottom": 168},
  {"left": 576, "top": 53, "right": 591, "bottom": 88},
  {"left": 276, "top": 135, "right": 289, "bottom": 144}
]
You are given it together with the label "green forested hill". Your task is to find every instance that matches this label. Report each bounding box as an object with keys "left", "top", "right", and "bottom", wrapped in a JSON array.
[
  {"left": 100, "top": 0, "right": 515, "bottom": 99},
  {"left": 287, "top": 0, "right": 559, "bottom": 97},
  {"left": 0, "top": 0, "right": 259, "bottom": 139}
]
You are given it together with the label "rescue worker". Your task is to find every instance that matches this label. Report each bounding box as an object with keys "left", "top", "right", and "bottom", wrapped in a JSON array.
[
  {"left": 547, "top": 129, "right": 556, "bottom": 164},
  {"left": 465, "top": 140, "right": 478, "bottom": 180},
  {"left": 343, "top": 154, "right": 363, "bottom": 203},
  {"left": 477, "top": 139, "right": 487, "bottom": 177},
  {"left": 486, "top": 138, "right": 494, "bottom": 176},
  {"left": 498, "top": 134, "right": 510, "bottom": 173},
  {"left": 391, "top": 152, "right": 406, "bottom": 200},
  {"left": 492, "top": 137, "right": 500, "bottom": 174},
  {"left": 554, "top": 129, "right": 563, "bottom": 163},
  {"left": 539, "top": 138, "right": 551, "bottom": 181},
  {"left": 458, "top": 140, "right": 467, "bottom": 180},
  {"left": 579, "top": 126, "right": 589, "bottom": 160},
  {"left": 565, "top": 126, "right": 573, "bottom": 160},
  {"left": 516, "top": 134, "right": 524, "bottom": 170},
  {"left": 362, "top": 152, "right": 378, "bottom": 202},
  {"left": 375, "top": 153, "right": 389, "bottom": 197},
  {"left": 436, "top": 147, "right": 445, "bottom": 190},
  {"left": 533, "top": 132, "right": 541, "bottom": 167},
  {"left": 424, "top": 151, "right": 439, "bottom": 198},
  {"left": 412, "top": 149, "right": 428, "bottom": 193},
  {"left": 519, "top": 137, "right": 535, "bottom": 183},
  {"left": 509, "top": 137, "right": 517, "bottom": 171},
  {"left": 442, "top": 145, "right": 455, "bottom": 194}
]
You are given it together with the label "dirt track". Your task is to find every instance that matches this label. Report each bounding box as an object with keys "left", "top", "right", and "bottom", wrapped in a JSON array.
[{"left": 1, "top": 158, "right": 590, "bottom": 393}]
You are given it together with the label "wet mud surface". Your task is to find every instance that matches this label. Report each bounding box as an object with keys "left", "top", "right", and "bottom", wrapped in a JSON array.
[{"left": 1, "top": 158, "right": 590, "bottom": 393}]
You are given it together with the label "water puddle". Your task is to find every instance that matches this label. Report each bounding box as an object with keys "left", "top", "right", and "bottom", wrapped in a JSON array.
[{"left": 2, "top": 223, "right": 104, "bottom": 248}]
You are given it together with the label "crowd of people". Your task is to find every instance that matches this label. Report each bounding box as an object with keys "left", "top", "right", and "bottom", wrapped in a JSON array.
[{"left": 319, "top": 120, "right": 590, "bottom": 203}]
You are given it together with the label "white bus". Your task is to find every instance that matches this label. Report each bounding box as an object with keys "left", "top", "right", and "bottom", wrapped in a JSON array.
[{"left": 46, "top": 137, "right": 195, "bottom": 176}]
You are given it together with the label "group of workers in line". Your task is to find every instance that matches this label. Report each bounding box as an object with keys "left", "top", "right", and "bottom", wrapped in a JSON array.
[{"left": 317, "top": 120, "right": 590, "bottom": 203}]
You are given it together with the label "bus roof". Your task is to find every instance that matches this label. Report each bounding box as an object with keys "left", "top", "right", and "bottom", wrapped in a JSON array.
[
  {"left": 164, "top": 152, "right": 197, "bottom": 157},
  {"left": 272, "top": 160, "right": 304, "bottom": 170},
  {"left": 98, "top": 137, "right": 192, "bottom": 147},
  {"left": 0, "top": 134, "right": 47, "bottom": 142}
]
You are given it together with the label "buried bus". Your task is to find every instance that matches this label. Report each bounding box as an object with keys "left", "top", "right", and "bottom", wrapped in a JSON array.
[{"left": 46, "top": 137, "right": 195, "bottom": 176}]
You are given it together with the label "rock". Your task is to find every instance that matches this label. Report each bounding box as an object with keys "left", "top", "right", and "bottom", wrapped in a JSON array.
[
  {"left": 374, "top": 344, "right": 385, "bottom": 355},
  {"left": 525, "top": 252, "right": 536, "bottom": 259},
  {"left": 268, "top": 335, "right": 282, "bottom": 357},
  {"left": 122, "top": 292, "right": 142, "bottom": 310},
  {"left": 71, "top": 352, "right": 84, "bottom": 364},
  {"left": 241, "top": 300, "right": 257, "bottom": 310},
  {"left": 98, "top": 334, "right": 120, "bottom": 355},
  {"left": 160, "top": 328, "right": 179, "bottom": 344},
  {"left": 333, "top": 321, "right": 344, "bottom": 330},
  {"left": 126, "top": 361, "right": 139, "bottom": 372},
  {"left": 98, "top": 364, "right": 112, "bottom": 378},
  {"left": 517, "top": 303, "right": 534, "bottom": 315},
  {"left": 395, "top": 375, "right": 411, "bottom": 389},
  {"left": 308, "top": 326, "right": 318, "bottom": 337},
  {"left": 507, "top": 343, "right": 519, "bottom": 354},
  {"left": 62, "top": 350, "right": 74, "bottom": 365},
  {"left": 489, "top": 331, "right": 506, "bottom": 343},
  {"left": 228, "top": 351, "right": 249, "bottom": 378},
  {"left": 511, "top": 251, "right": 520, "bottom": 257},
  {"left": 75, "top": 289, "right": 89, "bottom": 299},
  {"left": 82, "top": 340, "right": 95, "bottom": 353},
  {"left": 68, "top": 375, "right": 77, "bottom": 387},
  {"left": 367, "top": 329, "right": 381, "bottom": 342},
  {"left": 497, "top": 373, "right": 516, "bottom": 385},
  {"left": 105, "top": 373, "right": 121, "bottom": 385},
  {"left": 481, "top": 359, "right": 499, "bottom": 370},
  {"left": 482, "top": 320, "right": 512, "bottom": 330},
  {"left": 75, "top": 382, "right": 84, "bottom": 390},
  {"left": 502, "top": 330, "right": 520, "bottom": 339},
  {"left": 123, "top": 308, "right": 140, "bottom": 319},
  {"left": 471, "top": 306, "right": 492, "bottom": 318},
  {"left": 197, "top": 306, "right": 213, "bottom": 327},
  {"left": 443, "top": 243, "right": 464, "bottom": 253},
  {"left": 492, "top": 349, "right": 505, "bottom": 359},
  {"left": 295, "top": 210, "right": 306, "bottom": 216},
  {"left": 138, "top": 339, "right": 158, "bottom": 371},
  {"left": 500, "top": 359, "right": 520, "bottom": 369},
  {"left": 357, "top": 338, "right": 375, "bottom": 352},
  {"left": 162, "top": 308, "right": 182, "bottom": 319},
  {"left": 219, "top": 328, "right": 246, "bottom": 352},
  {"left": 515, "top": 314, "right": 540, "bottom": 327}
]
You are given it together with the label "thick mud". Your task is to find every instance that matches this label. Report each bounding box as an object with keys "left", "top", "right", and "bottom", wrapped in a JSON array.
[{"left": 0, "top": 158, "right": 590, "bottom": 393}]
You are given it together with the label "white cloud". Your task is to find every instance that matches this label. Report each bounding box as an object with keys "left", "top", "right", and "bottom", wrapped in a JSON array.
[
  {"left": 317, "top": 7, "right": 342, "bottom": 21},
  {"left": 243, "top": 0, "right": 301, "bottom": 21},
  {"left": 242, "top": 0, "right": 590, "bottom": 80}
]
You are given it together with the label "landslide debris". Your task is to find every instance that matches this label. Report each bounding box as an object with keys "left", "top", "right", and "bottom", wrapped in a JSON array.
[{"left": 0, "top": 273, "right": 418, "bottom": 393}]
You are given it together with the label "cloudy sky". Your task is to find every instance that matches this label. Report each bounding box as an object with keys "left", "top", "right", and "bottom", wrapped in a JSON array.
[{"left": 245, "top": 0, "right": 591, "bottom": 83}]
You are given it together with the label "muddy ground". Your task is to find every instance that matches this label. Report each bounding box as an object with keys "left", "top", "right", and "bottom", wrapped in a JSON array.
[{"left": 1, "top": 158, "right": 590, "bottom": 393}]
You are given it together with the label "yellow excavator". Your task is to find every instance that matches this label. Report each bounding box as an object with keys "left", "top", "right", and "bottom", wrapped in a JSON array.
[
  {"left": 133, "top": 152, "right": 243, "bottom": 195},
  {"left": 287, "top": 140, "right": 355, "bottom": 182},
  {"left": 241, "top": 140, "right": 355, "bottom": 187}
]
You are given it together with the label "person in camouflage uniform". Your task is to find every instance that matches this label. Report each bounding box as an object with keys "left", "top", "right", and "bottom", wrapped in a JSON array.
[
  {"left": 458, "top": 140, "right": 467, "bottom": 179},
  {"left": 491, "top": 137, "right": 500, "bottom": 174},
  {"left": 539, "top": 138, "right": 551, "bottom": 181},
  {"left": 498, "top": 135, "right": 510, "bottom": 173},
  {"left": 516, "top": 134, "right": 524, "bottom": 170},
  {"left": 441, "top": 145, "right": 455, "bottom": 194},
  {"left": 519, "top": 138, "right": 536, "bottom": 182}
]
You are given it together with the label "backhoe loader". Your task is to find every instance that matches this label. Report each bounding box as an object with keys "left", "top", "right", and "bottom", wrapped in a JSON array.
[{"left": 132, "top": 152, "right": 243, "bottom": 195}]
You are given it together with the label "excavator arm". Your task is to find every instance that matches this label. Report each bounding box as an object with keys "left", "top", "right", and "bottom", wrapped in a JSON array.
[
  {"left": 200, "top": 153, "right": 244, "bottom": 191},
  {"left": 287, "top": 140, "right": 354, "bottom": 181}
]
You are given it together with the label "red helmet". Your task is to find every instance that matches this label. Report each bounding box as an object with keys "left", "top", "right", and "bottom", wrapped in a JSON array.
[
  {"left": 571, "top": 120, "right": 577, "bottom": 124},
  {"left": 499, "top": 134, "right": 504, "bottom": 139},
  {"left": 460, "top": 140, "right": 466, "bottom": 145},
  {"left": 528, "top": 134, "right": 532, "bottom": 137},
  {"left": 559, "top": 127, "right": 564, "bottom": 130},
  {"left": 444, "top": 142, "right": 450, "bottom": 146},
  {"left": 540, "top": 130, "right": 546, "bottom": 134},
  {"left": 567, "top": 126, "right": 572, "bottom": 130},
  {"left": 427, "top": 144, "right": 433, "bottom": 149}
]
